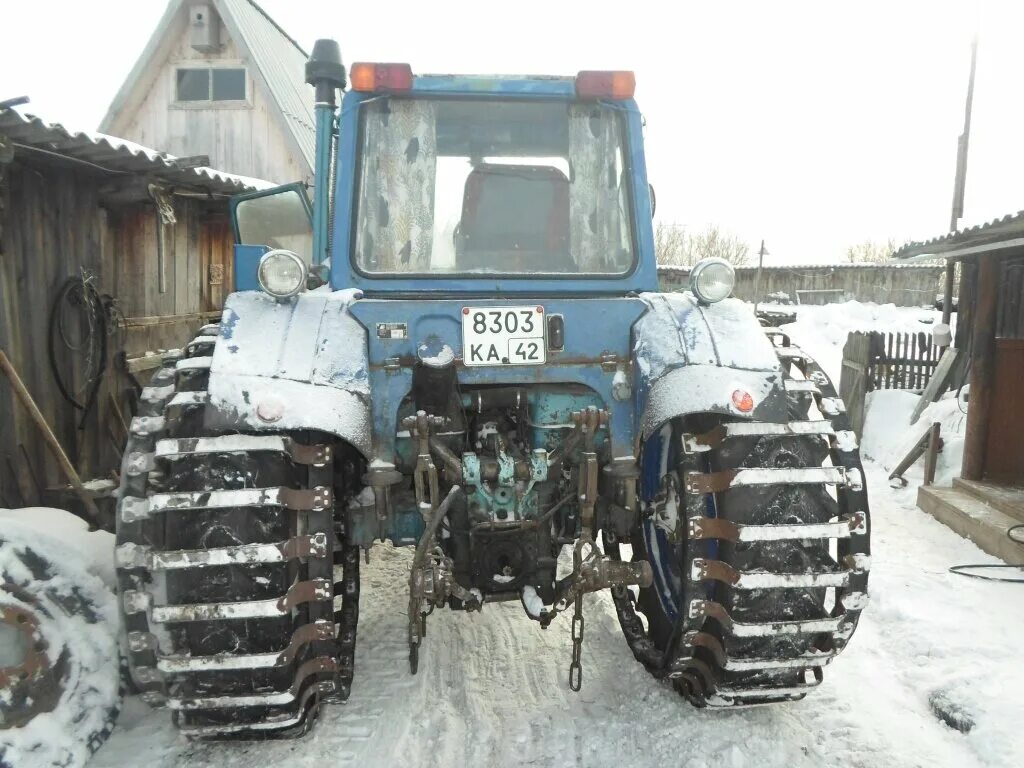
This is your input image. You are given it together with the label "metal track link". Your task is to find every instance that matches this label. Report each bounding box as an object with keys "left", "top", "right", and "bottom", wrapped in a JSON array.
[
  {"left": 116, "top": 534, "right": 328, "bottom": 571},
  {"left": 118, "top": 486, "right": 332, "bottom": 523},
  {"left": 687, "top": 512, "right": 866, "bottom": 542},
  {"left": 154, "top": 435, "right": 332, "bottom": 466},
  {"left": 153, "top": 621, "right": 334, "bottom": 672},
  {"left": 687, "top": 599, "right": 857, "bottom": 639},
  {"left": 167, "top": 658, "right": 337, "bottom": 710},
  {"left": 684, "top": 466, "right": 857, "bottom": 495}
]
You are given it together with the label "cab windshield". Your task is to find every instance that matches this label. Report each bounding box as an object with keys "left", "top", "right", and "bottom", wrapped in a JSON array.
[{"left": 353, "top": 97, "right": 635, "bottom": 276}]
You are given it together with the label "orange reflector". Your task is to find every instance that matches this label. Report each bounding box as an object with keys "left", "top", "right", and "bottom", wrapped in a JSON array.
[
  {"left": 732, "top": 390, "right": 754, "bottom": 413},
  {"left": 350, "top": 62, "right": 413, "bottom": 92},
  {"left": 575, "top": 70, "right": 636, "bottom": 100}
]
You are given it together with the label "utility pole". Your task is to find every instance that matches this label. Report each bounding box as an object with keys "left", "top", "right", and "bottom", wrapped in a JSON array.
[
  {"left": 753, "top": 239, "right": 768, "bottom": 313},
  {"left": 950, "top": 35, "right": 978, "bottom": 233},
  {"left": 943, "top": 35, "right": 978, "bottom": 326}
]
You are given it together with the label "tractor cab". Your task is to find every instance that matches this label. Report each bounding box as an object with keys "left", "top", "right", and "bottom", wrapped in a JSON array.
[{"left": 232, "top": 63, "right": 658, "bottom": 296}]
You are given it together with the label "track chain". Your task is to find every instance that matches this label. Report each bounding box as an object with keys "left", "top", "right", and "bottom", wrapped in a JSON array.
[
  {"left": 115, "top": 329, "right": 360, "bottom": 737},
  {"left": 610, "top": 330, "right": 870, "bottom": 707}
]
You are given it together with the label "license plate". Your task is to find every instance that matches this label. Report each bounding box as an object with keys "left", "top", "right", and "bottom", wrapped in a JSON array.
[{"left": 462, "top": 306, "right": 546, "bottom": 366}]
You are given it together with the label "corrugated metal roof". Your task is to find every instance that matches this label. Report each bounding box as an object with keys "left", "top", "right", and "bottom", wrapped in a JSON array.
[
  {"left": 218, "top": 0, "right": 316, "bottom": 172},
  {"left": 892, "top": 210, "right": 1024, "bottom": 260},
  {"left": 0, "top": 107, "right": 269, "bottom": 195}
]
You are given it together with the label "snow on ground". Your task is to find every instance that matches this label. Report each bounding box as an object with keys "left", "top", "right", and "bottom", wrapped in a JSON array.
[
  {"left": 80, "top": 302, "right": 1023, "bottom": 767},
  {"left": 92, "top": 469, "right": 1024, "bottom": 768}
]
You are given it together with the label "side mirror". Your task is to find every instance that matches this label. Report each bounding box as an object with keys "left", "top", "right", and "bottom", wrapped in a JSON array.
[{"left": 648, "top": 183, "right": 657, "bottom": 218}]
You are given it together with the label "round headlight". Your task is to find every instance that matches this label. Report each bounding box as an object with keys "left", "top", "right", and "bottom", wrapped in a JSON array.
[
  {"left": 257, "top": 249, "right": 308, "bottom": 299},
  {"left": 689, "top": 258, "right": 735, "bottom": 304}
]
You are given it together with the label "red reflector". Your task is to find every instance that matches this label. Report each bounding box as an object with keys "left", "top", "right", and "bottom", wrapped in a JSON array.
[
  {"left": 732, "top": 390, "right": 755, "bottom": 413},
  {"left": 575, "top": 70, "right": 636, "bottom": 99},
  {"left": 350, "top": 62, "right": 413, "bottom": 92}
]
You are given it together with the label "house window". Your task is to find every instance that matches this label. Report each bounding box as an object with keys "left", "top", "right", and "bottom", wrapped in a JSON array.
[{"left": 176, "top": 67, "right": 246, "bottom": 102}]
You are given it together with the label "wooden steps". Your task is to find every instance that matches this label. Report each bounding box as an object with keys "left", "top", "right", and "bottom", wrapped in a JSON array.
[
  {"left": 952, "top": 478, "right": 1024, "bottom": 523},
  {"left": 917, "top": 483, "right": 1024, "bottom": 564}
]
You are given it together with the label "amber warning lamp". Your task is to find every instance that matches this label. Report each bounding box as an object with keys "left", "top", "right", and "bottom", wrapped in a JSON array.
[
  {"left": 575, "top": 70, "right": 636, "bottom": 99},
  {"left": 350, "top": 62, "right": 414, "bottom": 92}
]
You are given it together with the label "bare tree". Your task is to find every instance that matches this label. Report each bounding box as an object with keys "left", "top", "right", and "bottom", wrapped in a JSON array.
[
  {"left": 654, "top": 222, "right": 690, "bottom": 266},
  {"left": 690, "top": 224, "right": 752, "bottom": 266},
  {"left": 655, "top": 223, "right": 752, "bottom": 267},
  {"left": 845, "top": 238, "right": 898, "bottom": 264}
]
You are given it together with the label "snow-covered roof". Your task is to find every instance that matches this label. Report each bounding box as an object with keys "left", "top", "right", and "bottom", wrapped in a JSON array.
[
  {"left": 99, "top": 0, "right": 315, "bottom": 176},
  {"left": 892, "top": 210, "right": 1024, "bottom": 261},
  {"left": 0, "top": 107, "right": 272, "bottom": 195}
]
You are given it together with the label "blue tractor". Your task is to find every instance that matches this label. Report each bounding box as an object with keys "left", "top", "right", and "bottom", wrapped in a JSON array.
[{"left": 116, "top": 41, "right": 870, "bottom": 737}]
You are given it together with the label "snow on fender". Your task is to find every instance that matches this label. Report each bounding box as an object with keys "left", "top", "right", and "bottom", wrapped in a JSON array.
[{"left": 0, "top": 510, "right": 120, "bottom": 767}]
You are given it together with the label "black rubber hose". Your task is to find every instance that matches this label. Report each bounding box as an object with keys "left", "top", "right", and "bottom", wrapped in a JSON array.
[
  {"left": 77, "top": 290, "right": 107, "bottom": 431},
  {"left": 48, "top": 278, "right": 86, "bottom": 410},
  {"left": 47, "top": 277, "right": 109, "bottom": 430},
  {"left": 948, "top": 524, "right": 1024, "bottom": 583}
]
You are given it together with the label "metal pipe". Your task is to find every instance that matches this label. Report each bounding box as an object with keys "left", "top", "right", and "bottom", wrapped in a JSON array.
[
  {"left": 412, "top": 485, "right": 462, "bottom": 568},
  {"left": 428, "top": 437, "right": 463, "bottom": 482},
  {"left": 0, "top": 349, "right": 102, "bottom": 527},
  {"left": 941, "top": 260, "right": 956, "bottom": 326},
  {"left": 310, "top": 99, "right": 336, "bottom": 266},
  {"left": 306, "top": 38, "right": 346, "bottom": 267}
]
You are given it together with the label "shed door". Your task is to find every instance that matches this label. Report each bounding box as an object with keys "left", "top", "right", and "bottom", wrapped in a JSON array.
[
  {"left": 984, "top": 338, "right": 1024, "bottom": 483},
  {"left": 200, "top": 214, "right": 233, "bottom": 311}
]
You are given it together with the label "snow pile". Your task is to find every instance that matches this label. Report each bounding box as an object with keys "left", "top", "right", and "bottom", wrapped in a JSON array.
[
  {"left": 0, "top": 509, "right": 119, "bottom": 768},
  {"left": 770, "top": 300, "right": 944, "bottom": 382},
  {"left": 861, "top": 389, "right": 921, "bottom": 462},
  {"left": 861, "top": 388, "right": 967, "bottom": 486},
  {"left": 0, "top": 508, "right": 115, "bottom": 589}
]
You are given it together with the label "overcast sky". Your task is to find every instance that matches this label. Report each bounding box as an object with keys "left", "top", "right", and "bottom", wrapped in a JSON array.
[{"left": 2, "top": 0, "right": 1022, "bottom": 263}]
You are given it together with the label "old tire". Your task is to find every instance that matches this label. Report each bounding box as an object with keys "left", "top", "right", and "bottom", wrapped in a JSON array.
[{"left": 0, "top": 520, "right": 120, "bottom": 767}]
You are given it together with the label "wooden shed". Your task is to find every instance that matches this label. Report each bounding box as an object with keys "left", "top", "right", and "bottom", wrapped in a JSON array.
[
  {"left": 0, "top": 106, "right": 261, "bottom": 518},
  {"left": 100, "top": 0, "right": 314, "bottom": 185},
  {"left": 894, "top": 216, "right": 1024, "bottom": 562}
]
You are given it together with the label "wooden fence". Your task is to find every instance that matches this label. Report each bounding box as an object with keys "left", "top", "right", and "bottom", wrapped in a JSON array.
[
  {"left": 658, "top": 263, "right": 946, "bottom": 307},
  {"left": 839, "top": 331, "right": 942, "bottom": 437}
]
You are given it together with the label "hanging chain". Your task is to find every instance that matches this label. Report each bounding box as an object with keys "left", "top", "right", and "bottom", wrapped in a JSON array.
[
  {"left": 569, "top": 589, "right": 585, "bottom": 691},
  {"left": 567, "top": 422, "right": 600, "bottom": 692}
]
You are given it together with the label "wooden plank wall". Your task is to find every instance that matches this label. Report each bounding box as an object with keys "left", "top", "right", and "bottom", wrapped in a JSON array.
[
  {"left": 0, "top": 158, "right": 233, "bottom": 509},
  {"left": 658, "top": 264, "right": 946, "bottom": 307},
  {"left": 996, "top": 254, "right": 1024, "bottom": 339},
  {"left": 104, "top": 16, "right": 308, "bottom": 185},
  {"left": 0, "top": 162, "right": 111, "bottom": 507}
]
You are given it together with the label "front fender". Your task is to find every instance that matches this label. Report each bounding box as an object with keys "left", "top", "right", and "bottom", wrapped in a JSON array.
[
  {"left": 204, "top": 289, "right": 372, "bottom": 457},
  {"left": 633, "top": 292, "right": 787, "bottom": 438}
]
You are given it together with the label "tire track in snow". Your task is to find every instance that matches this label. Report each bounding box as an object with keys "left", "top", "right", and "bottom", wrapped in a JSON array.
[{"left": 93, "top": 495, "right": 1022, "bottom": 768}]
